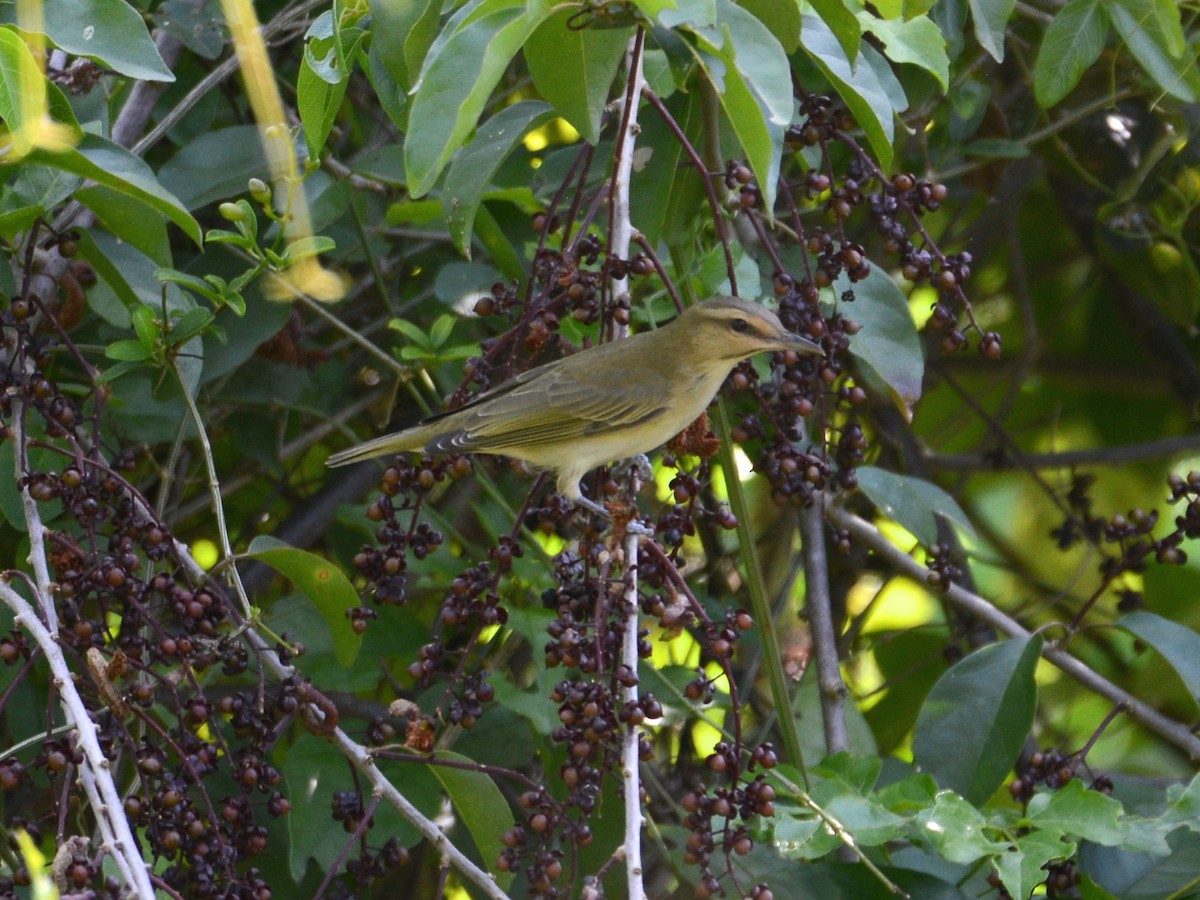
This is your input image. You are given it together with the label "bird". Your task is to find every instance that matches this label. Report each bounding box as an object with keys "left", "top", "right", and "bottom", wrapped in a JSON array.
[{"left": 326, "top": 296, "right": 823, "bottom": 514}]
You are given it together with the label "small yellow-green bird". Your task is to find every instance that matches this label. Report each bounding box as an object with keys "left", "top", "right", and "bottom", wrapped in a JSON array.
[{"left": 326, "top": 296, "right": 822, "bottom": 513}]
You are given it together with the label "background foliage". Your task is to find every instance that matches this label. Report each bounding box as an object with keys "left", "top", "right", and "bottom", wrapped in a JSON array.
[{"left": 0, "top": 0, "right": 1199, "bottom": 897}]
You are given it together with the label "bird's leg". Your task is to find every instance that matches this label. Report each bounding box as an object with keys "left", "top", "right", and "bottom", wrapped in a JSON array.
[{"left": 573, "top": 494, "right": 610, "bottom": 518}]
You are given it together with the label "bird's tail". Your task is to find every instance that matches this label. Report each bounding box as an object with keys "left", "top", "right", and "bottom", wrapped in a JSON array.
[{"left": 325, "top": 429, "right": 424, "bottom": 467}]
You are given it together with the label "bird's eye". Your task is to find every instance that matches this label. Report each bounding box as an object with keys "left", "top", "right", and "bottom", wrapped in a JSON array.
[{"left": 731, "top": 318, "right": 749, "bottom": 333}]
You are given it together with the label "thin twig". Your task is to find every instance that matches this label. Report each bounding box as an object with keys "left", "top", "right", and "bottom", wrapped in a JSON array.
[
  {"left": 800, "top": 499, "right": 848, "bottom": 755},
  {"left": 828, "top": 506, "right": 1200, "bottom": 760},
  {"left": 0, "top": 580, "right": 155, "bottom": 896}
]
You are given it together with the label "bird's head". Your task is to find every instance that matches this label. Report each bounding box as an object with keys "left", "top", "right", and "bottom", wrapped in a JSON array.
[{"left": 676, "top": 296, "right": 824, "bottom": 363}]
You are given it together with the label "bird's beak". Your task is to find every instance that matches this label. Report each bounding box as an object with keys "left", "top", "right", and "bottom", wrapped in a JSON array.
[{"left": 776, "top": 330, "right": 824, "bottom": 357}]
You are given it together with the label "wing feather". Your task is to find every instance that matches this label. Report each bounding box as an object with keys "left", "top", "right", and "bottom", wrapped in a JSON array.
[{"left": 425, "top": 361, "right": 667, "bottom": 452}]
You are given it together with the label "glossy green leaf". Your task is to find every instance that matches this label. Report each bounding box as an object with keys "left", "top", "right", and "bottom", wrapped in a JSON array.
[
  {"left": 23, "top": 134, "right": 201, "bottom": 244},
  {"left": 149, "top": 0, "right": 223, "bottom": 60},
  {"left": 1026, "top": 779, "right": 1129, "bottom": 845},
  {"left": 0, "top": 203, "right": 40, "bottom": 238},
  {"left": 405, "top": 0, "right": 554, "bottom": 197},
  {"left": 1033, "top": 0, "right": 1106, "bottom": 108},
  {"left": 914, "top": 791, "right": 1009, "bottom": 863},
  {"left": 426, "top": 751, "right": 515, "bottom": 888},
  {"left": 1103, "top": 0, "right": 1199, "bottom": 102},
  {"left": 685, "top": 0, "right": 792, "bottom": 211},
  {"left": 806, "top": 0, "right": 862, "bottom": 60},
  {"left": 913, "top": 636, "right": 1042, "bottom": 805},
  {"left": 995, "top": 831, "right": 1076, "bottom": 900},
  {"left": 833, "top": 266, "right": 924, "bottom": 410},
  {"left": 658, "top": 0, "right": 716, "bottom": 28},
  {"left": 773, "top": 810, "right": 842, "bottom": 859},
  {"left": 855, "top": 468, "right": 976, "bottom": 545},
  {"left": 822, "top": 793, "right": 907, "bottom": 846},
  {"left": 800, "top": 12, "right": 903, "bottom": 169},
  {"left": 1163, "top": 772, "right": 1200, "bottom": 831},
  {"left": 444, "top": 100, "right": 556, "bottom": 256},
  {"left": 38, "top": 0, "right": 173, "bottom": 81},
  {"left": 76, "top": 184, "right": 171, "bottom": 265},
  {"left": 967, "top": 0, "right": 1014, "bottom": 61},
  {"left": 471, "top": 202, "right": 524, "bottom": 283},
  {"left": 369, "top": 0, "right": 443, "bottom": 92},
  {"left": 1117, "top": 611, "right": 1200, "bottom": 706},
  {"left": 104, "top": 339, "right": 152, "bottom": 362},
  {"left": 738, "top": 0, "right": 801, "bottom": 53},
  {"left": 524, "top": 10, "right": 630, "bottom": 145},
  {"left": 245, "top": 536, "right": 362, "bottom": 667},
  {"left": 298, "top": 50, "right": 350, "bottom": 159},
  {"left": 158, "top": 125, "right": 267, "bottom": 210},
  {"left": 858, "top": 11, "right": 949, "bottom": 89}
]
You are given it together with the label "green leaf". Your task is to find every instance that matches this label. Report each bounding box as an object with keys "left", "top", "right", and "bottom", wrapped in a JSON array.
[
  {"left": 822, "top": 793, "right": 907, "bottom": 846},
  {"left": 18, "top": 0, "right": 173, "bottom": 82},
  {"left": 157, "top": 125, "right": 268, "bottom": 211},
  {"left": 444, "top": 100, "right": 556, "bottom": 256},
  {"left": 428, "top": 314, "right": 455, "bottom": 348},
  {"left": 524, "top": 10, "right": 630, "bottom": 145},
  {"left": 914, "top": 790, "right": 1009, "bottom": 864},
  {"left": 0, "top": 203, "right": 41, "bottom": 238},
  {"left": 148, "top": 0, "right": 223, "bottom": 60},
  {"left": 685, "top": 0, "right": 793, "bottom": 211},
  {"left": 967, "top": 0, "right": 1015, "bottom": 61},
  {"left": 800, "top": 12, "right": 902, "bottom": 169},
  {"left": 858, "top": 11, "right": 949, "bottom": 90},
  {"left": 405, "top": 0, "right": 554, "bottom": 197},
  {"left": 1033, "top": 0, "right": 1107, "bottom": 108},
  {"left": 471, "top": 202, "right": 525, "bottom": 283},
  {"left": 298, "top": 50, "right": 350, "bottom": 159},
  {"left": 773, "top": 810, "right": 842, "bottom": 859},
  {"left": 388, "top": 316, "right": 430, "bottom": 346},
  {"left": 76, "top": 184, "right": 172, "bottom": 265},
  {"left": 130, "top": 304, "right": 160, "bottom": 349},
  {"left": 1116, "top": 611, "right": 1200, "bottom": 707},
  {"left": 157, "top": 268, "right": 226, "bottom": 306},
  {"left": 245, "top": 536, "right": 362, "bottom": 667},
  {"left": 1103, "top": 0, "right": 1199, "bottom": 102},
  {"left": 171, "top": 307, "right": 216, "bottom": 344},
  {"left": 995, "top": 831, "right": 1076, "bottom": 900},
  {"left": 280, "top": 235, "right": 337, "bottom": 263},
  {"left": 1163, "top": 772, "right": 1200, "bottom": 831},
  {"left": 1026, "top": 779, "right": 1129, "bottom": 845},
  {"left": 104, "top": 339, "right": 153, "bottom": 362},
  {"left": 806, "top": 0, "right": 862, "bottom": 60},
  {"left": 832, "top": 266, "right": 924, "bottom": 410},
  {"left": 426, "top": 752, "right": 515, "bottom": 889},
  {"left": 738, "top": 0, "right": 802, "bottom": 53},
  {"left": 368, "top": 0, "right": 443, "bottom": 92},
  {"left": 913, "top": 636, "right": 1043, "bottom": 805},
  {"left": 855, "top": 467, "right": 977, "bottom": 544},
  {"left": 20, "top": 134, "right": 201, "bottom": 244}
]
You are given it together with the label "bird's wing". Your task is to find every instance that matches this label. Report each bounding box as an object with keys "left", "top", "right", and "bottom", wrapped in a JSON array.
[{"left": 423, "top": 359, "right": 668, "bottom": 453}]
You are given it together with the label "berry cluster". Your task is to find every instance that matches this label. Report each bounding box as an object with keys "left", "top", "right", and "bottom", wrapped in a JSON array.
[
  {"left": 782, "top": 90, "right": 994, "bottom": 356},
  {"left": 1050, "top": 471, "right": 1197, "bottom": 615},
  {"left": 352, "top": 458, "right": 462, "bottom": 607},
  {"left": 1009, "top": 746, "right": 1113, "bottom": 805},
  {"left": 682, "top": 742, "right": 779, "bottom": 898}
]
